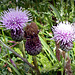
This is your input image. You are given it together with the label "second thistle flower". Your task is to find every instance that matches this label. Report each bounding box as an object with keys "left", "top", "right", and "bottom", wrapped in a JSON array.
[
  {"left": 25, "top": 22, "right": 42, "bottom": 55},
  {"left": 52, "top": 21, "right": 75, "bottom": 51}
]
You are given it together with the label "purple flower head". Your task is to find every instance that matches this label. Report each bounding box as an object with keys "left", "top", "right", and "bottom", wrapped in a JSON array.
[
  {"left": 52, "top": 21, "right": 75, "bottom": 44},
  {"left": 25, "top": 36, "right": 42, "bottom": 55},
  {"left": 25, "top": 22, "right": 42, "bottom": 55},
  {"left": 0, "top": 7, "right": 32, "bottom": 31}
]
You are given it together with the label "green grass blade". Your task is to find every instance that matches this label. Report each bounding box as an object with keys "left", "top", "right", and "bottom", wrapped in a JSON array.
[
  {"left": 39, "top": 35, "right": 57, "bottom": 61},
  {"left": 50, "top": 4, "right": 62, "bottom": 20},
  {"left": 0, "top": 58, "right": 21, "bottom": 75}
]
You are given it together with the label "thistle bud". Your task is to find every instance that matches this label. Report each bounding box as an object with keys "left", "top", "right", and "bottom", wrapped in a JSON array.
[
  {"left": 25, "top": 22, "right": 42, "bottom": 55},
  {"left": 25, "top": 36, "right": 42, "bottom": 55},
  {"left": 11, "top": 28, "right": 24, "bottom": 42},
  {"left": 24, "top": 22, "right": 39, "bottom": 38}
]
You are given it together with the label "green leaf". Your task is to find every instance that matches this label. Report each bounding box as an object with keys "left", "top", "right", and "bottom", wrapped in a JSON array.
[
  {"left": 28, "top": 8, "right": 40, "bottom": 17},
  {"left": 14, "top": 48, "right": 23, "bottom": 57},
  {"left": 38, "top": 53, "right": 60, "bottom": 72}
]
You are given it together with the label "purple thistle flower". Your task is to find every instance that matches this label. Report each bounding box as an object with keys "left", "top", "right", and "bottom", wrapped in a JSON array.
[
  {"left": 52, "top": 21, "right": 75, "bottom": 44},
  {"left": 52, "top": 21, "right": 75, "bottom": 51},
  {"left": 0, "top": 7, "right": 32, "bottom": 31}
]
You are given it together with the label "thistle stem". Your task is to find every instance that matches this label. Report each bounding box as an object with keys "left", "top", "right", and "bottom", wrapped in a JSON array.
[
  {"left": 56, "top": 42, "right": 60, "bottom": 61},
  {"left": 19, "top": 41, "right": 35, "bottom": 75},
  {"left": 56, "top": 41, "right": 61, "bottom": 75},
  {"left": 19, "top": 41, "right": 26, "bottom": 58},
  {"left": 0, "top": 40, "right": 35, "bottom": 69},
  {"left": 63, "top": 52, "right": 67, "bottom": 75},
  {"left": 63, "top": 52, "right": 72, "bottom": 75},
  {"left": 32, "top": 56, "right": 41, "bottom": 75}
]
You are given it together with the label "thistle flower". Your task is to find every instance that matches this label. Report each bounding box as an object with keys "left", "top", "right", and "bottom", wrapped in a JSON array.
[
  {"left": 0, "top": 7, "right": 32, "bottom": 41},
  {"left": 25, "top": 22, "right": 42, "bottom": 55},
  {"left": 52, "top": 21, "right": 74, "bottom": 51},
  {"left": 0, "top": 7, "right": 32, "bottom": 31}
]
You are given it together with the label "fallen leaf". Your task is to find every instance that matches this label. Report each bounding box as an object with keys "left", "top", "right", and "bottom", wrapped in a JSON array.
[{"left": 7, "top": 67, "right": 12, "bottom": 72}]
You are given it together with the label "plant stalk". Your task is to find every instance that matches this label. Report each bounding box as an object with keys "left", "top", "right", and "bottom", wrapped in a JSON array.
[
  {"left": 64, "top": 52, "right": 72, "bottom": 75},
  {"left": 32, "top": 56, "right": 41, "bottom": 75},
  {"left": 0, "top": 40, "right": 35, "bottom": 69},
  {"left": 56, "top": 41, "right": 61, "bottom": 75},
  {"left": 19, "top": 41, "right": 26, "bottom": 58},
  {"left": 63, "top": 52, "right": 67, "bottom": 75}
]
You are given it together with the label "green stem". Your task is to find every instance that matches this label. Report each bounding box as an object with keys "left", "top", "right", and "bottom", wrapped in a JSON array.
[
  {"left": 30, "top": 68, "right": 35, "bottom": 75},
  {"left": 19, "top": 41, "right": 26, "bottom": 58},
  {"left": 32, "top": 56, "right": 41, "bottom": 75},
  {"left": 2, "top": 29, "right": 10, "bottom": 58},
  {"left": 0, "top": 40, "right": 35, "bottom": 69},
  {"left": 19, "top": 41, "right": 36, "bottom": 75}
]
